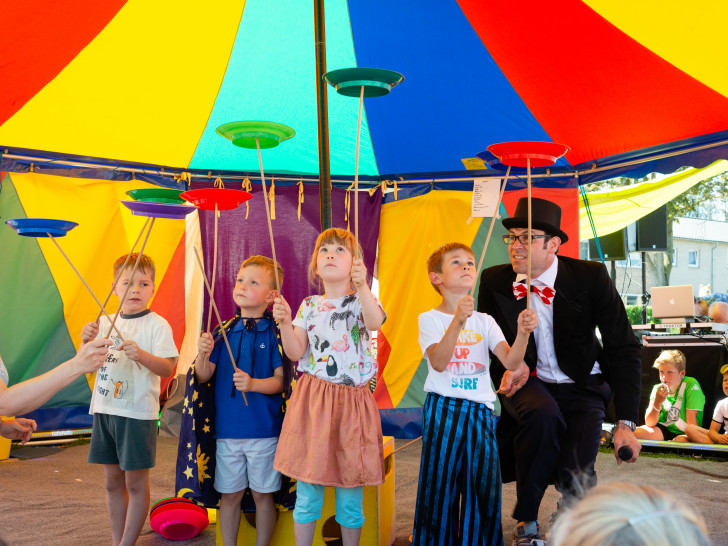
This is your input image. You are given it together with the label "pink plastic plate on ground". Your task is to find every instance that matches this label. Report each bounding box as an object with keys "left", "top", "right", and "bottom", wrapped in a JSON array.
[
  {"left": 150, "top": 507, "right": 209, "bottom": 540},
  {"left": 180, "top": 188, "right": 252, "bottom": 211},
  {"left": 487, "top": 141, "right": 570, "bottom": 168}
]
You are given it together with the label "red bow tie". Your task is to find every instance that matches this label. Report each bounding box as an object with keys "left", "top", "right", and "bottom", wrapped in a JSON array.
[{"left": 512, "top": 282, "right": 556, "bottom": 305}]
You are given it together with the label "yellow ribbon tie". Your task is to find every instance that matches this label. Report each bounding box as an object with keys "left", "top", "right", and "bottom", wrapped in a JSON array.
[
  {"left": 345, "top": 182, "right": 354, "bottom": 231},
  {"left": 268, "top": 176, "right": 275, "bottom": 220},
  {"left": 242, "top": 177, "right": 252, "bottom": 219},
  {"left": 297, "top": 179, "right": 304, "bottom": 221},
  {"left": 213, "top": 176, "right": 224, "bottom": 189}
]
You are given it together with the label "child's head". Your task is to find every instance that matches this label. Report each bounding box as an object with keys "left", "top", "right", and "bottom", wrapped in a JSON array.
[
  {"left": 721, "top": 364, "right": 728, "bottom": 396},
  {"left": 112, "top": 253, "right": 156, "bottom": 314},
  {"left": 235, "top": 256, "right": 283, "bottom": 314},
  {"left": 308, "top": 228, "right": 363, "bottom": 288},
  {"left": 426, "top": 242, "right": 476, "bottom": 295},
  {"left": 550, "top": 482, "right": 709, "bottom": 546},
  {"left": 653, "top": 349, "right": 686, "bottom": 391}
]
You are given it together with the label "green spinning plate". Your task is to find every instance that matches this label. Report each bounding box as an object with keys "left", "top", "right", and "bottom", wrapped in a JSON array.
[
  {"left": 324, "top": 67, "right": 404, "bottom": 98},
  {"left": 216, "top": 121, "right": 296, "bottom": 149}
]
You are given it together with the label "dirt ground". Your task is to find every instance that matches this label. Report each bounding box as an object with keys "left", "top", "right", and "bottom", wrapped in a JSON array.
[{"left": 0, "top": 437, "right": 726, "bottom": 545}]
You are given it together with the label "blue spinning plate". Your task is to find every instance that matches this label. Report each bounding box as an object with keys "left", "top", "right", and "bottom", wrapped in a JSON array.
[{"left": 5, "top": 218, "right": 79, "bottom": 237}]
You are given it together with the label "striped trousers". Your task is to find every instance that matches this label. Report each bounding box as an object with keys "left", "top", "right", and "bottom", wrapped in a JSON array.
[{"left": 412, "top": 392, "right": 503, "bottom": 546}]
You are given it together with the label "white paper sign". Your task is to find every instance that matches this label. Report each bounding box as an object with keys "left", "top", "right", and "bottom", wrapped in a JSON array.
[{"left": 471, "top": 178, "right": 501, "bottom": 218}]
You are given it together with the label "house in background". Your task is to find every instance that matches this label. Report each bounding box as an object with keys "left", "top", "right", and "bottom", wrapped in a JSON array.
[{"left": 581, "top": 217, "right": 728, "bottom": 305}]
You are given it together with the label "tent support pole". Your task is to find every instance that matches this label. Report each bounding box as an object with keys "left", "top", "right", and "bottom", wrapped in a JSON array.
[{"left": 314, "top": 0, "right": 332, "bottom": 230}]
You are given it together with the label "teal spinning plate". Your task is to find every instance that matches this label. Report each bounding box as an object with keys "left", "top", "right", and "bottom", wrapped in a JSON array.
[
  {"left": 324, "top": 67, "right": 404, "bottom": 98},
  {"left": 216, "top": 121, "right": 295, "bottom": 149}
]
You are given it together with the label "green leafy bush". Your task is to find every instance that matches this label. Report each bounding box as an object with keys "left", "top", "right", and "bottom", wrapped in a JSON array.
[{"left": 625, "top": 304, "right": 653, "bottom": 325}]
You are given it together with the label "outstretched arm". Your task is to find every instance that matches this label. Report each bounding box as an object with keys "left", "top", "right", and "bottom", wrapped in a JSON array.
[{"left": 0, "top": 339, "right": 112, "bottom": 416}]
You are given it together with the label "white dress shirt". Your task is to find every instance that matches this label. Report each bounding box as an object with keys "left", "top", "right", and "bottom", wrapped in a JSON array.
[{"left": 516, "top": 257, "right": 601, "bottom": 384}]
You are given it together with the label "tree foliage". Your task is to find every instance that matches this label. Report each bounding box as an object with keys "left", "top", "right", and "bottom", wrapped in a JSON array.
[{"left": 586, "top": 168, "right": 728, "bottom": 286}]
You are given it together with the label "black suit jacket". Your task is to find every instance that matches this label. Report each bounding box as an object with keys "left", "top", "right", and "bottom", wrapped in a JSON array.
[{"left": 478, "top": 255, "right": 641, "bottom": 422}]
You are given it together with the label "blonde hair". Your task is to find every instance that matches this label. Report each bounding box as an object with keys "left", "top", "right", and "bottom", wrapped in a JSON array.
[
  {"left": 241, "top": 255, "right": 284, "bottom": 290},
  {"left": 426, "top": 242, "right": 474, "bottom": 294},
  {"left": 653, "top": 349, "right": 686, "bottom": 373},
  {"left": 113, "top": 253, "right": 155, "bottom": 283},
  {"left": 550, "top": 482, "right": 709, "bottom": 546},
  {"left": 307, "top": 228, "right": 363, "bottom": 289}
]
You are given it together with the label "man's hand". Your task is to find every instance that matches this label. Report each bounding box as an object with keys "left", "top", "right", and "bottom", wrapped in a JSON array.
[
  {"left": 497, "top": 362, "right": 529, "bottom": 397},
  {"left": 613, "top": 423, "right": 641, "bottom": 464},
  {"left": 73, "top": 339, "right": 113, "bottom": 374},
  {"left": 0, "top": 418, "right": 36, "bottom": 444},
  {"left": 233, "top": 370, "right": 253, "bottom": 393}
]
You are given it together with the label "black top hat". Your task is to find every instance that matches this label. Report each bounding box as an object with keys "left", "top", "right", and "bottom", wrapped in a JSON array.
[{"left": 502, "top": 197, "right": 569, "bottom": 243}]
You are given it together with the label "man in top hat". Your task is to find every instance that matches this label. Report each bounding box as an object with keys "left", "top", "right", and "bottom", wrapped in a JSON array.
[{"left": 477, "top": 197, "right": 642, "bottom": 545}]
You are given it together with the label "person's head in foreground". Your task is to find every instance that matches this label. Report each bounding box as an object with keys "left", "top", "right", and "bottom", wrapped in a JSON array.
[
  {"left": 709, "top": 301, "right": 728, "bottom": 323},
  {"left": 502, "top": 197, "right": 567, "bottom": 278},
  {"left": 549, "top": 482, "right": 710, "bottom": 546}
]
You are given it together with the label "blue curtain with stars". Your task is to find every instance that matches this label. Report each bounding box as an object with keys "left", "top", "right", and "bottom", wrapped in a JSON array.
[{"left": 175, "top": 313, "right": 296, "bottom": 511}]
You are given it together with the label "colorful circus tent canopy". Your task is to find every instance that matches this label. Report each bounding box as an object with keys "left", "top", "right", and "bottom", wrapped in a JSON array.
[
  {"left": 2, "top": 0, "right": 728, "bottom": 184},
  {"left": 4, "top": 1, "right": 728, "bottom": 435}
]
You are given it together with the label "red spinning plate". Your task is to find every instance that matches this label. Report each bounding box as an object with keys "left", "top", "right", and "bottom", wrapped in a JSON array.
[
  {"left": 487, "top": 141, "right": 570, "bottom": 168},
  {"left": 180, "top": 188, "right": 253, "bottom": 211}
]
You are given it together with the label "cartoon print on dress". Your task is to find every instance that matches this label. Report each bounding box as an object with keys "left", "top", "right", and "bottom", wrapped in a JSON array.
[
  {"left": 307, "top": 354, "right": 316, "bottom": 370},
  {"left": 337, "top": 375, "right": 356, "bottom": 387},
  {"left": 330, "top": 310, "right": 354, "bottom": 329},
  {"left": 317, "top": 299, "right": 336, "bottom": 312},
  {"left": 341, "top": 294, "right": 356, "bottom": 307},
  {"left": 350, "top": 323, "right": 360, "bottom": 346},
  {"left": 358, "top": 360, "right": 372, "bottom": 376},
  {"left": 318, "top": 355, "right": 338, "bottom": 377}
]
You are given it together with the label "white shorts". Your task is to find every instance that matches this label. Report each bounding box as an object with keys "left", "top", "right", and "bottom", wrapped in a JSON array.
[{"left": 214, "top": 437, "right": 281, "bottom": 494}]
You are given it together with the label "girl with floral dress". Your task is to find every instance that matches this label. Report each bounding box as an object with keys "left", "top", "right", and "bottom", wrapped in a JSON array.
[{"left": 273, "top": 228, "right": 385, "bottom": 546}]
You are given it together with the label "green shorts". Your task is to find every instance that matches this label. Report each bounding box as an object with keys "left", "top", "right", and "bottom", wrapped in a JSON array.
[{"left": 88, "top": 413, "right": 157, "bottom": 471}]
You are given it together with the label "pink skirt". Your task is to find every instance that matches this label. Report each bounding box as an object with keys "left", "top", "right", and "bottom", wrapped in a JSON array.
[{"left": 274, "top": 373, "right": 384, "bottom": 487}]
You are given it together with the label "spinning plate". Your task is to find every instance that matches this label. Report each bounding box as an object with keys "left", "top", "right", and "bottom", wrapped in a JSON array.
[
  {"left": 324, "top": 67, "right": 404, "bottom": 98},
  {"left": 5, "top": 218, "right": 78, "bottom": 237},
  {"left": 180, "top": 188, "right": 252, "bottom": 211},
  {"left": 121, "top": 200, "right": 196, "bottom": 219},
  {"left": 126, "top": 188, "right": 185, "bottom": 204},
  {"left": 487, "top": 141, "right": 570, "bottom": 168},
  {"left": 216, "top": 121, "right": 295, "bottom": 149}
]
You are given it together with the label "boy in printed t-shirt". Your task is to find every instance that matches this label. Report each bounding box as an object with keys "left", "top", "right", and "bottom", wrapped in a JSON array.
[
  {"left": 413, "top": 242, "right": 537, "bottom": 546},
  {"left": 686, "top": 363, "right": 728, "bottom": 444},
  {"left": 81, "top": 253, "right": 179, "bottom": 546}
]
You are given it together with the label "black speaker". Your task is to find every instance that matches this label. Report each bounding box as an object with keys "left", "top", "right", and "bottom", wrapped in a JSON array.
[
  {"left": 589, "top": 229, "right": 626, "bottom": 261},
  {"left": 636, "top": 205, "right": 668, "bottom": 251}
]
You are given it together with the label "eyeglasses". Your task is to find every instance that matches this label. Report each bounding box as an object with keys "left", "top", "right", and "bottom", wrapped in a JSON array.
[{"left": 502, "top": 234, "right": 550, "bottom": 245}]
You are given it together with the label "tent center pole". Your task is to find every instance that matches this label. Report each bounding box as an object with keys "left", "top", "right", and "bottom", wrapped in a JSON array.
[{"left": 314, "top": 0, "right": 332, "bottom": 231}]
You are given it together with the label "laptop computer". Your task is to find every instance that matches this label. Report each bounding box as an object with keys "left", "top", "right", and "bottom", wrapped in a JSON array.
[{"left": 650, "top": 285, "right": 695, "bottom": 323}]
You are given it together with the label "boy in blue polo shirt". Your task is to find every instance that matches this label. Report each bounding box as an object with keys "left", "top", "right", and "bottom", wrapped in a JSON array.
[{"left": 195, "top": 255, "right": 286, "bottom": 546}]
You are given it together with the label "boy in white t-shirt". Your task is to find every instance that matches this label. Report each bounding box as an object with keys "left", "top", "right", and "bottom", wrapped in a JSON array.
[
  {"left": 686, "top": 363, "right": 728, "bottom": 445},
  {"left": 412, "top": 242, "right": 537, "bottom": 546},
  {"left": 81, "top": 253, "right": 179, "bottom": 546}
]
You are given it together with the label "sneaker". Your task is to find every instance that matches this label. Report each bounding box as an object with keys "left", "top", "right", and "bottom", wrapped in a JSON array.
[{"left": 512, "top": 521, "right": 547, "bottom": 546}]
